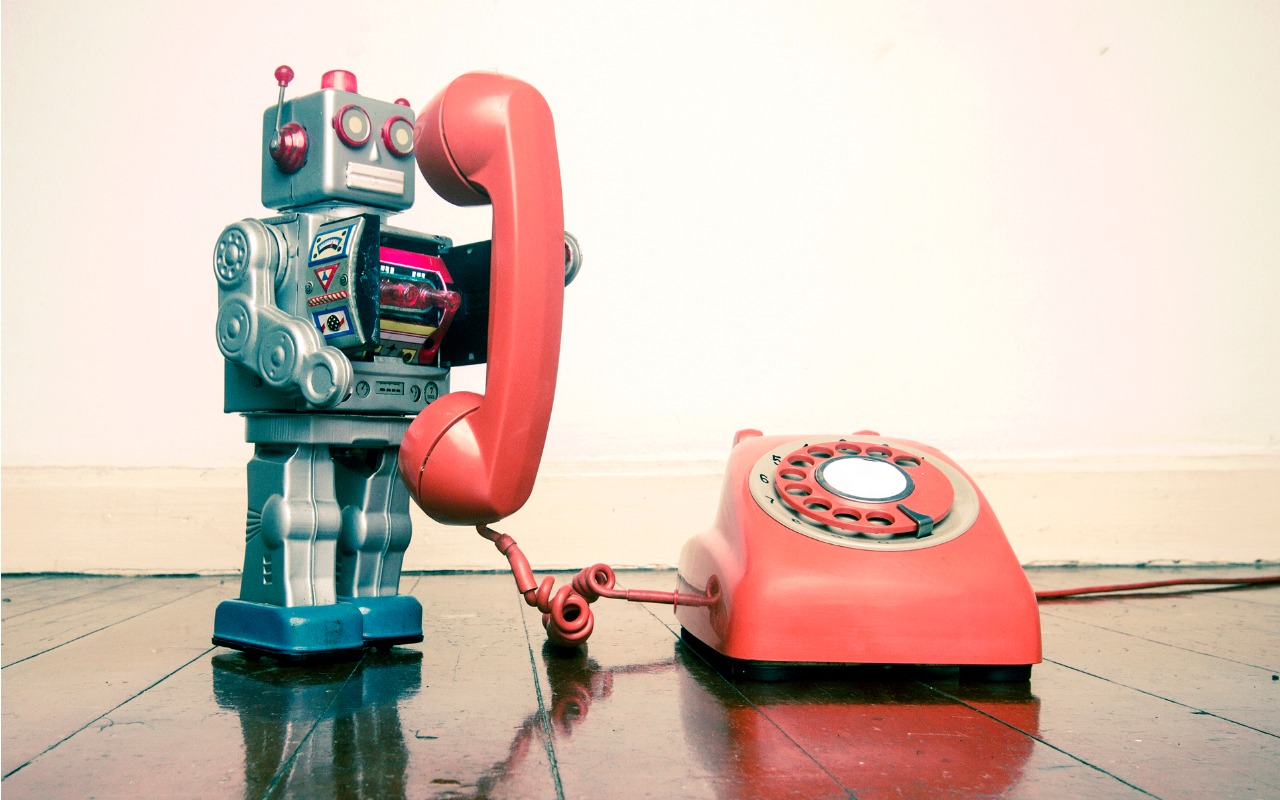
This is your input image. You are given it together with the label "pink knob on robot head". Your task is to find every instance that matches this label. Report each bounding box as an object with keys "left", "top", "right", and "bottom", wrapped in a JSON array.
[
  {"left": 274, "top": 65, "right": 294, "bottom": 87},
  {"left": 322, "top": 70, "right": 358, "bottom": 93},
  {"left": 395, "top": 98, "right": 411, "bottom": 107}
]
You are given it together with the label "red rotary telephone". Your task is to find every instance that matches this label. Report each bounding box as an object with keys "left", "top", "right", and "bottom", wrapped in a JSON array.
[{"left": 396, "top": 72, "right": 1041, "bottom": 680}]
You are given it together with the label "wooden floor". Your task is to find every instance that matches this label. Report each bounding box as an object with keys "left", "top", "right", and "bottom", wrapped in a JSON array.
[{"left": 1, "top": 566, "right": 1277, "bottom": 799}]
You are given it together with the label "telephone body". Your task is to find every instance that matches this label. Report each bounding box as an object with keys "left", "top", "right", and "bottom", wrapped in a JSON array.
[{"left": 675, "top": 430, "right": 1042, "bottom": 679}]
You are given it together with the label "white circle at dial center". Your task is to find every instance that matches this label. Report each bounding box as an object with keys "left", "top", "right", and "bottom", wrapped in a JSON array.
[{"left": 816, "top": 456, "right": 910, "bottom": 501}]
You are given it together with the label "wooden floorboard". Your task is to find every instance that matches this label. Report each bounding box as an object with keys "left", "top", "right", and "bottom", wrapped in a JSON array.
[
  {"left": 0, "top": 580, "right": 223, "bottom": 777},
  {"left": 0, "top": 575, "right": 55, "bottom": 589},
  {"left": 1039, "top": 593, "right": 1280, "bottom": 671},
  {"left": 1, "top": 576, "right": 143, "bottom": 622},
  {"left": 2, "top": 577, "right": 228, "bottom": 667},
  {"left": 1, "top": 569, "right": 1277, "bottom": 799},
  {"left": 945, "top": 660, "right": 1280, "bottom": 799},
  {"left": 1039, "top": 614, "right": 1278, "bottom": 734},
  {"left": 382, "top": 574, "right": 560, "bottom": 799},
  {"left": 616, "top": 573, "right": 1157, "bottom": 798},
  {"left": 521, "top": 579, "right": 851, "bottom": 799}
]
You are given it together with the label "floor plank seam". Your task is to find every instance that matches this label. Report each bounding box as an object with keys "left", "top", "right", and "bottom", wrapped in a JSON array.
[
  {"left": 1, "top": 583, "right": 223, "bottom": 670},
  {"left": 0, "top": 646, "right": 216, "bottom": 781},
  {"left": 1044, "top": 658, "right": 1280, "bottom": 740},
  {"left": 518, "top": 596, "right": 567, "bottom": 800},
  {"left": 922, "top": 682, "right": 1166, "bottom": 799}
]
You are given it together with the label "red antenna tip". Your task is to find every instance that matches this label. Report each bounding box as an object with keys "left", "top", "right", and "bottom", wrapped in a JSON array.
[{"left": 274, "top": 65, "right": 294, "bottom": 87}]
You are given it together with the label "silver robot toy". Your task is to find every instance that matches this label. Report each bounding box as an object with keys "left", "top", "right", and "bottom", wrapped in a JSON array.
[{"left": 211, "top": 66, "right": 579, "bottom": 660}]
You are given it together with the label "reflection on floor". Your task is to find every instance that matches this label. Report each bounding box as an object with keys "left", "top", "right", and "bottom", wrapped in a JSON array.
[{"left": 2, "top": 567, "right": 1277, "bottom": 799}]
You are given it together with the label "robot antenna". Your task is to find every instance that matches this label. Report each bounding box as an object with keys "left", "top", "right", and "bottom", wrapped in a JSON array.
[
  {"left": 268, "top": 65, "right": 307, "bottom": 174},
  {"left": 272, "top": 65, "right": 294, "bottom": 139}
]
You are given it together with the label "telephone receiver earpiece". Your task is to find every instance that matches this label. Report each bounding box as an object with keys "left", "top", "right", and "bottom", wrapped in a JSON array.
[{"left": 399, "top": 72, "right": 565, "bottom": 525}]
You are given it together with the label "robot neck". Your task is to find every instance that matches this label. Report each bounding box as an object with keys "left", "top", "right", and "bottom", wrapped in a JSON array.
[{"left": 283, "top": 201, "right": 398, "bottom": 223}]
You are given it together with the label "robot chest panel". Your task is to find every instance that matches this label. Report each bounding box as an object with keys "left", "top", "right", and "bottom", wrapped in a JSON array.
[
  {"left": 296, "top": 215, "right": 456, "bottom": 366},
  {"left": 300, "top": 217, "right": 378, "bottom": 351}
]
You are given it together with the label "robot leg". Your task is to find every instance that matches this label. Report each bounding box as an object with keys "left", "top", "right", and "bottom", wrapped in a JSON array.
[
  {"left": 334, "top": 446, "right": 423, "bottom": 648},
  {"left": 212, "top": 440, "right": 364, "bottom": 660}
]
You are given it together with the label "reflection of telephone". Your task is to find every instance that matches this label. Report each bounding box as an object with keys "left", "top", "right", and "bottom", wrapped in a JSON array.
[
  {"left": 678, "top": 654, "right": 1042, "bottom": 798},
  {"left": 398, "top": 73, "right": 565, "bottom": 526},
  {"left": 675, "top": 430, "right": 1042, "bottom": 681}
]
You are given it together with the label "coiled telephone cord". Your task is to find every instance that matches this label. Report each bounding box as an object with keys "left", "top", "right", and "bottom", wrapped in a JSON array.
[{"left": 478, "top": 525, "right": 717, "bottom": 648}]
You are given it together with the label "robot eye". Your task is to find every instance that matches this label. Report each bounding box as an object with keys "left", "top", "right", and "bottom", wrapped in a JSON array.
[
  {"left": 333, "top": 104, "right": 372, "bottom": 147},
  {"left": 382, "top": 116, "right": 415, "bottom": 158}
]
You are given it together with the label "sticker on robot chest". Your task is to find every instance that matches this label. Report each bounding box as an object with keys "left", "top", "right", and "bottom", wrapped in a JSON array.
[
  {"left": 309, "top": 222, "right": 358, "bottom": 265},
  {"left": 313, "top": 306, "right": 353, "bottom": 338},
  {"left": 313, "top": 265, "right": 338, "bottom": 290}
]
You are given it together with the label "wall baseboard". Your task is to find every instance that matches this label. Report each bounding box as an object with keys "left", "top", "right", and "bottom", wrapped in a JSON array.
[{"left": 3, "top": 457, "right": 1277, "bottom": 575}]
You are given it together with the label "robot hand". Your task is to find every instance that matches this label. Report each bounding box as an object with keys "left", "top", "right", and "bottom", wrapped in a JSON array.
[{"left": 214, "top": 219, "right": 352, "bottom": 408}]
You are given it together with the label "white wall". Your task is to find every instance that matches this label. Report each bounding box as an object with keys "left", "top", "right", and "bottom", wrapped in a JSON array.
[{"left": 3, "top": 2, "right": 1279, "bottom": 568}]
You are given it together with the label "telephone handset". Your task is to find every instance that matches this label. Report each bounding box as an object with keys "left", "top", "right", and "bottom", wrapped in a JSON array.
[{"left": 398, "top": 73, "right": 565, "bottom": 525}]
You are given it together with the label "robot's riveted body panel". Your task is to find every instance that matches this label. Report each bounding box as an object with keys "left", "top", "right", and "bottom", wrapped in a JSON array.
[{"left": 211, "top": 68, "right": 461, "bottom": 659}]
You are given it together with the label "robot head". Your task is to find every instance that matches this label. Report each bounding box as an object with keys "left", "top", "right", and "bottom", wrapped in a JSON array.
[{"left": 261, "top": 66, "right": 416, "bottom": 212}]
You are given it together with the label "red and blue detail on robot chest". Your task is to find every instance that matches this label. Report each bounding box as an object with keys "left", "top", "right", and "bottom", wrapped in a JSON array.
[{"left": 305, "top": 218, "right": 459, "bottom": 364}]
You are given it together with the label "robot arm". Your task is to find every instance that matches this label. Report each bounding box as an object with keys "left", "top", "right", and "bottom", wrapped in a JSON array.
[{"left": 213, "top": 218, "right": 352, "bottom": 409}]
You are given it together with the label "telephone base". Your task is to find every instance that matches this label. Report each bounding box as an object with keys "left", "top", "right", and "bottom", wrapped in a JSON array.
[
  {"left": 675, "top": 432, "right": 1042, "bottom": 677},
  {"left": 681, "top": 628, "right": 1033, "bottom": 683},
  {"left": 958, "top": 664, "right": 1034, "bottom": 683}
]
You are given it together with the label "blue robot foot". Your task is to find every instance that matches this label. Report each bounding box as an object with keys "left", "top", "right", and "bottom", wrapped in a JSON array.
[
  {"left": 212, "top": 599, "right": 366, "bottom": 662},
  {"left": 339, "top": 595, "right": 424, "bottom": 650}
]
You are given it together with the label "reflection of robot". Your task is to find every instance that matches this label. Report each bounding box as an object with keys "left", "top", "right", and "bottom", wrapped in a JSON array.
[
  {"left": 212, "top": 66, "right": 581, "bottom": 660},
  {"left": 212, "top": 650, "right": 422, "bottom": 798}
]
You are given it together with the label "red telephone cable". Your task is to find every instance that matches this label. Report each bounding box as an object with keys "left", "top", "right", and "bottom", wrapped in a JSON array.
[{"left": 1034, "top": 574, "right": 1280, "bottom": 599}]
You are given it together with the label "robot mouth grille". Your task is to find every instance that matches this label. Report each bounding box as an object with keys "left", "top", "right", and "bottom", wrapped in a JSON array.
[{"left": 346, "top": 163, "right": 405, "bottom": 195}]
